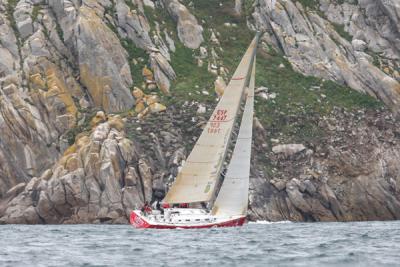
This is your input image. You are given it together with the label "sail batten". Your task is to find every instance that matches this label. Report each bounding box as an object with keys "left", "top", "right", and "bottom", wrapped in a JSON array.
[
  {"left": 163, "top": 34, "right": 259, "bottom": 204},
  {"left": 211, "top": 57, "right": 256, "bottom": 217}
]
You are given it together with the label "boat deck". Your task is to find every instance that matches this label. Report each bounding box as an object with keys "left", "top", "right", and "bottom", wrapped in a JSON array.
[{"left": 130, "top": 209, "right": 245, "bottom": 229}]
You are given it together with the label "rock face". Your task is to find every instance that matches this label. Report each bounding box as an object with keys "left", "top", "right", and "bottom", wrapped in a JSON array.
[
  {"left": 162, "top": 0, "right": 204, "bottom": 49},
  {"left": 249, "top": 108, "right": 400, "bottom": 222},
  {"left": 114, "top": 0, "right": 177, "bottom": 92},
  {"left": 0, "top": 117, "right": 152, "bottom": 224},
  {"left": 0, "top": 0, "right": 191, "bottom": 223},
  {"left": 75, "top": 4, "right": 134, "bottom": 113},
  {"left": 253, "top": 0, "right": 400, "bottom": 111},
  {"left": 272, "top": 144, "right": 306, "bottom": 157},
  {"left": 0, "top": 0, "right": 183, "bottom": 198},
  {"left": 48, "top": 0, "right": 135, "bottom": 112},
  {"left": 0, "top": 1, "right": 82, "bottom": 197}
]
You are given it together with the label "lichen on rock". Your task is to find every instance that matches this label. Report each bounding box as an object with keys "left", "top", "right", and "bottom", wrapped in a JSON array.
[{"left": 0, "top": 116, "right": 151, "bottom": 224}]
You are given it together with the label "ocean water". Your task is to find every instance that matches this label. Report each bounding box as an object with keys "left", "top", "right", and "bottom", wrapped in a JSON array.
[{"left": 1, "top": 221, "right": 399, "bottom": 267}]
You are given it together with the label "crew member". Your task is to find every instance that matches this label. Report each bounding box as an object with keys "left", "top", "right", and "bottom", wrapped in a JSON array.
[{"left": 141, "top": 201, "right": 152, "bottom": 214}]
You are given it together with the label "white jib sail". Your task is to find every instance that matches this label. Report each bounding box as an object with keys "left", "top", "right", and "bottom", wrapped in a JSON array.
[
  {"left": 211, "top": 57, "right": 255, "bottom": 217},
  {"left": 163, "top": 35, "right": 259, "bottom": 204}
]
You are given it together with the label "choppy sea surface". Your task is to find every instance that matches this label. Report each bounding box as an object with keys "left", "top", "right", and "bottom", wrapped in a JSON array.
[{"left": 1, "top": 221, "right": 400, "bottom": 267}]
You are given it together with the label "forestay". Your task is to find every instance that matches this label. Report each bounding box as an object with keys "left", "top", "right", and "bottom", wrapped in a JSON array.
[
  {"left": 211, "top": 58, "right": 255, "bottom": 217},
  {"left": 163, "top": 35, "right": 259, "bottom": 204}
]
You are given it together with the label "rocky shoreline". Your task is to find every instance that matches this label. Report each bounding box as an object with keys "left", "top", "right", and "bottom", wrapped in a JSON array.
[{"left": 1, "top": 102, "right": 400, "bottom": 224}]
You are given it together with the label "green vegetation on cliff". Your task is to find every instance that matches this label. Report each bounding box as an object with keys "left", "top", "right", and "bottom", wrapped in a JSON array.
[
  {"left": 167, "top": 0, "right": 381, "bottom": 142},
  {"left": 113, "top": 0, "right": 382, "bottom": 148},
  {"left": 295, "top": 0, "right": 319, "bottom": 9}
]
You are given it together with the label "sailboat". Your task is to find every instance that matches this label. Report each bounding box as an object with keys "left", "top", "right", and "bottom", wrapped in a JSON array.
[{"left": 130, "top": 33, "right": 259, "bottom": 229}]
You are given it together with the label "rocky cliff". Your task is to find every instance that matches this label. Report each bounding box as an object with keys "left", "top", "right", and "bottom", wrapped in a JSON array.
[
  {"left": 0, "top": 0, "right": 399, "bottom": 223},
  {"left": 253, "top": 0, "right": 400, "bottom": 111}
]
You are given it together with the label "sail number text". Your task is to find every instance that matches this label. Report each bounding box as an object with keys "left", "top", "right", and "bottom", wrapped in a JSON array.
[{"left": 208, "top": 109, "right": 227, "bottom": 134}]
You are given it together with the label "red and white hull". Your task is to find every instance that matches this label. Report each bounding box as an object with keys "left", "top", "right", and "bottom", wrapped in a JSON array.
[{"left": 130, "top": 208, "right": 246, "bottom": 229}]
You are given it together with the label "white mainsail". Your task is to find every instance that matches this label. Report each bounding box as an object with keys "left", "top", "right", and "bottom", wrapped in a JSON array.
[
  {"left": 211, "top": 58, "right": 255, "bottom": 217},
  {"left": 163, "top": 35, "right": 259, "bottom": 204}
]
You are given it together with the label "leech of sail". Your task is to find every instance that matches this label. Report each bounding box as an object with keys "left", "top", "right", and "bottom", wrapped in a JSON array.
[
  {"left": 211, "top": 56, "right": 256, "bottom": 217},
  {"left": 163, "top": 34, "right": 259, "bottom": 204}
]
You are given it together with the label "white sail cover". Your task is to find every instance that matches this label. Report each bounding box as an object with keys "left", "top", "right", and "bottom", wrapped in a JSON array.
[
  {"left": 211, "top": 59, "right": 255, "bottom": 217},
  {"left": 163, "top": 35, "right": 259, "bottom": 204}
]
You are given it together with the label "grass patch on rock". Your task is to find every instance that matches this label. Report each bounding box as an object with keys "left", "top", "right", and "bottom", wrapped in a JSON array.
[
  {"left": 254, "top": 47, "right": 382, "bottom": 144},
  {"left": 146, "top": 1, "right": 217, "bottom": 105},
  {"left": 295, "top": 0, "right": 320, "bottom": 9},
  {"left": 121, "top": 38, "right": 149, "bottom": 88},
  {"left": 331, "top": 22, "right": 352, "bottom": 42},
  {"left": 165, "top": 42, "right": 216, "bottom": 104},
  {"left": 31, "top": 4, "right": 41, "bottom": 22}
]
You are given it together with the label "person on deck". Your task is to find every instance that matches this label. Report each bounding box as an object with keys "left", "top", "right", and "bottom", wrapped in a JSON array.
[
  {"left": 141, "top": 201, "right": 152, "bottom": 214},
  {"left": 153, "top": 200, "right": 161, "bottom": 211},
  {"left": 159, "top": 203, "right": 169, "bottom": 215}
]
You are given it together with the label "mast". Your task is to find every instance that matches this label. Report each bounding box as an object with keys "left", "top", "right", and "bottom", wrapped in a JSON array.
[
  {"left": 211, "top": 57, "right": 255, "bottom": 217},
  {"left": 163, "top": 33, "right": 260, "bottom": 204}
]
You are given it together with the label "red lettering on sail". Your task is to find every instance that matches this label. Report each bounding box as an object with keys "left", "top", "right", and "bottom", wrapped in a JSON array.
[
  {"left": 207, "top": 127, "right": 221, "bottom": 134},
  {"left": 210, "top": 122, "right": 220, "bottom": 128},
  {"left": 208, "top": 109, "right": 227, "bottom": 134},
  {"left": 212, "top": 109, "right": 228, "bottom": 122}
]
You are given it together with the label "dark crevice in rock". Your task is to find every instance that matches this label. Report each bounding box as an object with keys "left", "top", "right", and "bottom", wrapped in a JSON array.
[
  {"left": 136, "top": 161, "right": 147, "bottom": 202},
  {"left": 34, "top": 207, "right": 46, "bottom": 224}
]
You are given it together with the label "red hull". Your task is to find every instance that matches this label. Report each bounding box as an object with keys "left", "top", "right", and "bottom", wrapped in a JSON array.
[{"left": 130, "top": 211, "right": 246, "bottom": 229}]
